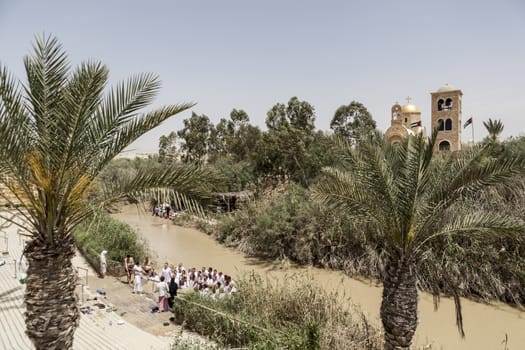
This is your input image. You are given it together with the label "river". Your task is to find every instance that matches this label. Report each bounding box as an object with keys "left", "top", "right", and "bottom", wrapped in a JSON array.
[{"left": 113, "top": 206, "right": 525, "bottom": 349}]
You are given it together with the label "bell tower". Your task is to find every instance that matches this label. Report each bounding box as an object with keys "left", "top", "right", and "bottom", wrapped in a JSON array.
[{"left": 431, "top": 84, "right": 463, "bottom": 152}]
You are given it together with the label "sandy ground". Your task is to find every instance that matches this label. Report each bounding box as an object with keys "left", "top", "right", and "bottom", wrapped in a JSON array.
[{"left": 73, "top": 252, "right": 179, "bottom": 338}]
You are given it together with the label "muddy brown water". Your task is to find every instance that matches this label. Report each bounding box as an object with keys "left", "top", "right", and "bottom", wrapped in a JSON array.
[{"left": 113, "top": 206, "right": 525, "bottom": 349}]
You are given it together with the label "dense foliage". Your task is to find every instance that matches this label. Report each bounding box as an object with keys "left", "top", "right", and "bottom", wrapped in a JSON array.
[
  {"left": 152, "top": 100, "right": 525, "bottom": 311},
  {"left": 73, "top": 212, "right": 149, "bottom": 274},
  {"left": 157, "top": 97, "right": 347, "bottom": 189},
  {"left": 216, "top": 178, "right": 525, "bottom": 305},
  {"left": 173, "top": 272, "right": 382, "bottom": 350}
]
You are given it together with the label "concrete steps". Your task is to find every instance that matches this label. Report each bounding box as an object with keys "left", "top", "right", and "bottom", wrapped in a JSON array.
[{"left": 0, "top": 211, "right": 170, "bottom": 350}]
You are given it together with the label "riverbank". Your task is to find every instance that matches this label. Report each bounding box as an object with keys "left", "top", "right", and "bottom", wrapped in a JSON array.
[
  {"left": 0, "top": 211, "right": 172, "bottom": 350},
  {"left": 113, "top": 205, "right": 525, "bottom": 349}
]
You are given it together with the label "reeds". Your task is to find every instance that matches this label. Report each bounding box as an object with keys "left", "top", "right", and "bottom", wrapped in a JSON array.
[{"left": 173, "top": 272, "right": 382, "bottom": 349}]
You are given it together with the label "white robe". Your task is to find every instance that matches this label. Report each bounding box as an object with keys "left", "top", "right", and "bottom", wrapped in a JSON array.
[{"left": 133, "top": 265, "right": 143, "bottom": 293}]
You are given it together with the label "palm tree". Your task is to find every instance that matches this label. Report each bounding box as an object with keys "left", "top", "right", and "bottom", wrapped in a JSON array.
[
  {"left": 483, "top": 118, "right": 504, "bottom": 143},
  {"left": 0, "top": 35, "right": 217, "bottom": 349},
  {"left": 312, "top": 133, "right": 525, "bottom": 349}
]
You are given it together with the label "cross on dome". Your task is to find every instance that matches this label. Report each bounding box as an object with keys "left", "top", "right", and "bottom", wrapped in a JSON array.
[{"left": 405, "top": 96, "right": 412, "bottom": 104}]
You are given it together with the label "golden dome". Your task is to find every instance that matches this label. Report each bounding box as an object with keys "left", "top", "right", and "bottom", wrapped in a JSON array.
[{"left": 401, "top": 104, "right": 420, "bottom": 113}]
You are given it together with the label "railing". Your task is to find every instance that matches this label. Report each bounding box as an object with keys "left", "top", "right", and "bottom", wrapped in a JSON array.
[
  {"left": 17, "top": 228, "right": 31, "bottom": 250},
  {"left": 0, "top": 231, "right": 7, "bottom": 255},
  {"left": 76, "top": 266, "right": 89, "bottom": 304},
  {"left": 75, "top": 244, "right": 126, "bottom": 277}
]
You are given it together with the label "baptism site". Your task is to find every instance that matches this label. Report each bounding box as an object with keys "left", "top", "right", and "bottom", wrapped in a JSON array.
[{"left": 1, "top": 4, "right": 525, "bottom": 348}]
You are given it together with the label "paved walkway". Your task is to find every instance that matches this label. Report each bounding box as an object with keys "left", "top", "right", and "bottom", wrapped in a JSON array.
[{"left": 0, "top": 211, "right": 173, "bottom": 350}]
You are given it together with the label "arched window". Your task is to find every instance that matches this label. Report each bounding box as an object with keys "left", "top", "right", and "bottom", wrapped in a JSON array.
[
  {"left": 439, "top": 140, "right": 451, "bottom": 151},
  {"left": 437, "top": 119, "right": 444, "bottom": 131},
  {"left": 437, "top": 99, "right": 444, "bottom": 111},
  {"left": 445, "top": 98, "right": 453, "bottom": 109},
  {"left": 445, "top": 118, "right": 452, "bottom": 130}
]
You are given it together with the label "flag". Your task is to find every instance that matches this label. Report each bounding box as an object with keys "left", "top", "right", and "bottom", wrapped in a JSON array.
[
  {"left": 463, "top": 117, "right": 473, "bottom": 128},
  {"left": 410, "top": 120, "right": 421, "bottom": 128}
]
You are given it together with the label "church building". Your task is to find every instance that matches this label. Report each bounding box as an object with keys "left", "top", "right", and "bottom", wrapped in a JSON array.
[{"left": 385, "top": 84, "right": 463, "bottom": 153}]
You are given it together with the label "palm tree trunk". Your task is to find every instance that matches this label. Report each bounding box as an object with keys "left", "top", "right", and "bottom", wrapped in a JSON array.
[
  {"left": 380, "top": 256, "right": 418, "bottom": 350},
  {"left": 24, "top": 237, "right": 80, "bottom": 350}
]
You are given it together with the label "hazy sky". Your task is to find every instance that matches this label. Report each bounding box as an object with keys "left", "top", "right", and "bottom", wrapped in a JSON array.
[{"left": 1, "top": 1, "right": 524, "bottom": 152}]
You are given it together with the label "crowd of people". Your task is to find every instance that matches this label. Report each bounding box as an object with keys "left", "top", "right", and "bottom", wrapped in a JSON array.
[
  {"left": 119, "top": 255, "right": 237, "bottom": 312},
  {"left": 152, "top": 203, "right": 171, "bottom": 219}
]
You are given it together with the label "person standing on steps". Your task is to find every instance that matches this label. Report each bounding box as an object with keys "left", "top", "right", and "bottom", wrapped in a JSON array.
[
  {"left": 157, "top": 276, "right": 169, "bottom": 312},
  {"left": 168, "top": 276, "right": 178, "bottom": 309},
  {"left": 99, "top": 250, "right": 108, "bottom": 278},
  {"left": 133, "top": 261, "right": 144, "bottom": 294},
  {"left": 124, "top": 255, "right": 134, "bottom": 285}
]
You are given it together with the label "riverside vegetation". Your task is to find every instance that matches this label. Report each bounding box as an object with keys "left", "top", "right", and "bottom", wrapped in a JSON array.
[
  {"left": 73, "top": 212, "right": 150, "bottom": 274},
  {"left": 173, "top": 272, "right": 382, "bottom": 350}
]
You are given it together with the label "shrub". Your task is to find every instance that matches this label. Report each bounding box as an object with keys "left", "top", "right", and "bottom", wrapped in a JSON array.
[
  {"left": 173, "top": 272, "right": 382, "bottom": 350},
  {"left": 215, "top": 179, "right": 525, "bottom": 305},
  {"left": 73, "top": 211, "right": 149, "bottom": 275}
]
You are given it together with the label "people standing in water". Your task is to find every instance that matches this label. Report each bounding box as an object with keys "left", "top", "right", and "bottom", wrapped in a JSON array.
[
  {"left": 124, "top": 255, "right": 135, "bottom": 285},
  {"left": 160, "top": 262, "right": 173, "bottom": 282},
  {"left": 143, "top": 257, "right": 154, "bottom": 277}
]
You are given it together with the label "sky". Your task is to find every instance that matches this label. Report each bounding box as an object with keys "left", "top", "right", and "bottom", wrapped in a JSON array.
[{"left": 1, "top": 1, "right": 524, "bottom": 153}]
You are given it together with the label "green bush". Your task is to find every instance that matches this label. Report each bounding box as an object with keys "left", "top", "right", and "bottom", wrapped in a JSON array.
[
  {"left": 215, "top": 178, "right": 525, "bottom": 305},
  {"left": 73, "top": 211, "right": 149, "bottom": 275},
  {"left": 173, "top": 272, "right": 381, "bottom": 350}
]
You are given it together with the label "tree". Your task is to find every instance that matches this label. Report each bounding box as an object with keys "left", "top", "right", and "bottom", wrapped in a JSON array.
[
  {"left": 226, "top": 109, "right": 261, "bottom": 162},
  {"left": 312, "top": 133, "right": 525, "bottom": 349},
  {"left": 158, "top": 131, "right": 178, "bottom": 162},
  {"left": 177, "top": 112, "right": 212, "bottom": 164},
  {"left": 330, "top": 101, "right": 376, "bottom": 145},
  {"left": 0, "top": 35, "right": 216, "bottom": 349},
  {"left": 255, "top": 97, "right": 317, "bottom": 186},
  {"left": 483, "top": 118, "right": 504, "bottom": 143}
]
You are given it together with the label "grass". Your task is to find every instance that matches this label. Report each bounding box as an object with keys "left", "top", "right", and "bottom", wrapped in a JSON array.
[
  {"left": 73, "top": 211, "right": 150, "bottom": 275},
  {"left": 173, "top": 272, "right": 382, "bottom": 350}
]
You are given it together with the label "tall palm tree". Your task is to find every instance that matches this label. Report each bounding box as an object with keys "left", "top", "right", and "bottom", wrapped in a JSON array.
[
  {"left": 0, "top": 35, "right": 217, "bottom": 349},
  {"left": 483, "top": 118, "right": 504, "bottom": 143},
  {"left": 312, "top": 133, "right": 525, "bottom": 349}
]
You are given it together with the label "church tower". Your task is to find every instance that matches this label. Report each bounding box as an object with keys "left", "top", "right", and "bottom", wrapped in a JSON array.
[
  {"left": 431, "top": 84, "right": 463, "bottom": 152},
  {"left": 385, "top": 97, "right": 425, "bottom": 144}
]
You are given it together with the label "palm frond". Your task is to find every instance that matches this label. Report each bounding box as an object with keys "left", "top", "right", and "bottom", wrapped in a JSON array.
[
  {"left": 92, "top": 103, "right": 195, "bottom": 173},
  {"left": 56, "top": 61, "right": 108, "bottom": 175},
  {"left": 312, "top": 139, "right": 400, "bottom": 245},
  {"left": 0, "top": 63, "right": 33, "bottom": 180},
  {"left": 86, "top": 72, "right": 163, "bottom": 151},
  {"left": 415, "top": 146, "right": 525, "bottom": 243},
  {"left": 66, "top": 163, "right": 221, "bottom": 229},
  {"left": 23, "top": 35, "right": 70, "bottom": 169},
  {"left": 414, "top": 212, "right": 525, "bottom": 254}
]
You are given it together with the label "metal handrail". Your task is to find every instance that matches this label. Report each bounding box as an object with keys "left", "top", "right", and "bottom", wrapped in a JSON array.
[
  {"left": 1, "top": 231, "right": 7, "bottom": 255},
  {"left": 17, "top": 228, "right": 31, "bottom": 247},
  {"left": 77, "top": 266, "right": 88, "bottom": 286},
  {"left": 75, "top": 266, "right": 89, "bottom": 305}
]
